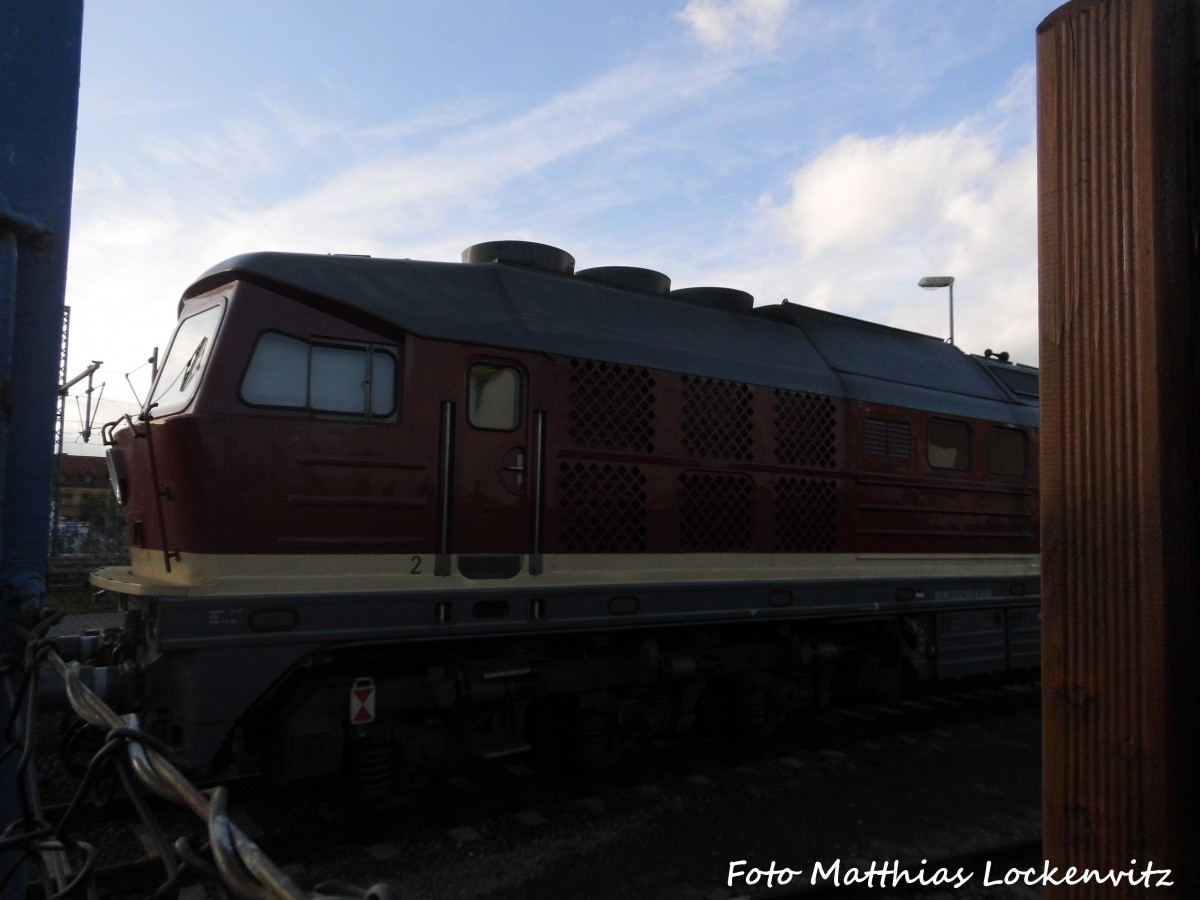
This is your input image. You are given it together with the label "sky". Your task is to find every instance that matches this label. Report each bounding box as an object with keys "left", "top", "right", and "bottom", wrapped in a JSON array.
[{"left": 61, "top": 0, "right": 1063, "bottom": 454}]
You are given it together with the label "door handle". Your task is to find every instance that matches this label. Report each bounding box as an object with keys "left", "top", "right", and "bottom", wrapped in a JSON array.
[{"left": 504, "top": 451, "right": 526, "bottom": 486}]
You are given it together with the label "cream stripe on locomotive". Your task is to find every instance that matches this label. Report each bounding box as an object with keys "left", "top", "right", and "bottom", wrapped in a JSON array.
[{"left": 91, "top": 550, "right": 1040, "bottom": 598}]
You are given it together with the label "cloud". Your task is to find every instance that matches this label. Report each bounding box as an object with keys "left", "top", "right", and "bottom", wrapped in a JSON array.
[
  {"left": 781, "top": 128, "right": 998, "bottom": 259},
  {"left": 751, "top": 113, "right": 1038, "bottom": 365},
  {"left": 140, "top": 122, "right": 278, "bottom": 179},
  {"left": 679, "top": 0, "right": 794, "bottom": 51}
]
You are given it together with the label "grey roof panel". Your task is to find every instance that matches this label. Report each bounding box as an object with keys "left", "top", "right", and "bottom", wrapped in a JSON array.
[{"left": 753, "top": 302, "right": 1038, "bottom": 425}]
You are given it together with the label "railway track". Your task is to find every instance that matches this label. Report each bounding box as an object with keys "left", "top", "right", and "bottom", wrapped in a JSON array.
[{"left": 28, "top": 675, "right": 1040, "bottom": 898}]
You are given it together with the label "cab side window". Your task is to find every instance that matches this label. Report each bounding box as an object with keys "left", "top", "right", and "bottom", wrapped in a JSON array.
[
  {"left": 309, "top": 344, "right": 396, "bottom": 415},
  {"left": 241, "top": 332, "right": 397, "bottom": 419}
]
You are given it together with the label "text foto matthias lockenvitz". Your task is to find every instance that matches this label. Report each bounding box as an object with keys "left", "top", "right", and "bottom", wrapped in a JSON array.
[{"left": 726, "top": 858, "right": 1174, "bottom": 891}]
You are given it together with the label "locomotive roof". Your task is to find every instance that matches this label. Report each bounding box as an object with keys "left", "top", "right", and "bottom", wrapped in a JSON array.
[{"left": 187, "top": 251, "right": 1038, "bottom": 426}]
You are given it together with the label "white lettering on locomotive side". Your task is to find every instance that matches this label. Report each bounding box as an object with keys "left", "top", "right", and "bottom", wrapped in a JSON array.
[
  {"left": 933, "top": 588, "right": 994, "bottom": 602},
  {"left": 206, "top": 607, "right": 242, "bottom": 627}
]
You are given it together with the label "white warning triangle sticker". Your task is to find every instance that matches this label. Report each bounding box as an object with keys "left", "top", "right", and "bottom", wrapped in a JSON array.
[{"left": 350, "top": 677, "right": 376, "bottom": 724}]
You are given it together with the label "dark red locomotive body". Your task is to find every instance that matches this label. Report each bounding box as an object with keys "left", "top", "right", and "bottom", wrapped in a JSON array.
[{"left": 94, "top": 241, "right": 1039, "bottom": 796}]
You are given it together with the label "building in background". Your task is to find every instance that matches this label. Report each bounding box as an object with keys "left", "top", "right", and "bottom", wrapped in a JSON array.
[{"left": 54, "top": 453, "right": 122, "bottom": 553}]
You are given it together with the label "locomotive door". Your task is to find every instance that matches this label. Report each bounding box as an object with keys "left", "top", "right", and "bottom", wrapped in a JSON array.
[{"left": 443, "top": 359, "right": 538, "bottom": 578}]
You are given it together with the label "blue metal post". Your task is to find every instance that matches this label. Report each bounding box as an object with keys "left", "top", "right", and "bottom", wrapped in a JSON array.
[{"left": 0, "top": 2, "right": 84, "bottom": 895}]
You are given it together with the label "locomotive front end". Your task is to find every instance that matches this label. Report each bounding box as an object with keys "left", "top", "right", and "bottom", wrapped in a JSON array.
[{"left": 96, "top": 291, "right": 226, "bottom": 591}]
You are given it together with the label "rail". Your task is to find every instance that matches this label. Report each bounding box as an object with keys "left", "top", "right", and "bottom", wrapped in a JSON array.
[{"left": 1, "top": 612, "right": 397, "bottom": 899}]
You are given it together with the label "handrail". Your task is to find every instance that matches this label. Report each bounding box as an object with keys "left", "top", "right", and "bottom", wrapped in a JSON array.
[
  {"left": 436, "top": 401, "right": 454, "bottom": 576},
  {"left": 530, "top": 410, "right": 546, "bottom": 576},
  {"left": 138, "top": 408, "right": 179, "bottom": 573}
]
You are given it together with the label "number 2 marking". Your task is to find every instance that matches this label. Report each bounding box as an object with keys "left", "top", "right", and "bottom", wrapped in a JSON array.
[{"left": 411, "top": 555, "right": 422, "bottom": 575}]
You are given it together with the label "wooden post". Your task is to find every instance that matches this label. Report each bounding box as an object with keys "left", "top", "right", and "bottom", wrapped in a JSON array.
[{"left": 1037, "top": 0, "right": 1199, "bottom": 895}]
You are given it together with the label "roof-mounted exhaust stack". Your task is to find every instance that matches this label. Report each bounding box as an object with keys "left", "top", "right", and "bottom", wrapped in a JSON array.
[
  {"left": 462, "top": 240, "right": 575, "bottom": 275},
  {"left": 462, "top": 241, "right": 754, "bottom": 314},
  {"left": 576, "top": 266, "right": 671, "bottom": 295},
  {"left": 669, "top": 286, "right": 754, "bottom": 314}
]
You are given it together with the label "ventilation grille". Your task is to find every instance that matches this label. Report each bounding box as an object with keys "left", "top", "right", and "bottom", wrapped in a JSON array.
[
  {"left": 864, "top": 418, "right": 912, "bottom": 459},
  {"left": 567, "top": 359, "right": 656, "bottom": 453},
  {"left": 774, "top": 477, "right": 838, "bottom": 552},
  {"left": 678, "top": 472, "right": 754, "bottom": 551},
  {"left": 557, "top": 462, "right": 648, "bottom": 552},
  {"left": 774, "top": 390, "right": 837, "bottom": 467},
  {"left": 682, "top": 376, "right": 754, "bottom": 461}
]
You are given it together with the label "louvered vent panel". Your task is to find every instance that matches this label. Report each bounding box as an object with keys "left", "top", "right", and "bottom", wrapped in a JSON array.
[
  {"left": 863, "top": 418, "right": 911, "bottom": 458},
  {"left": 681, "top": 376, "right": 754, "bottom": 461},
  {"left": 567, "top": 359, "right": 656, "bottom": 453},
  {"left": 774, "top": 390, "right": 837, "bottom": 467},
  {"left": 557, "top": 462, "right": 648, "bottom": 552},
  {"left": 774, "top": 477, "right": 837, "bottom": 552},
  {"left": 678, "top": 472, "right": 754, "bottom": 551}
]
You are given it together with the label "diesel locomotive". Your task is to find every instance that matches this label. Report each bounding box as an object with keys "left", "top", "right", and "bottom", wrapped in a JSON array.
[{"left": 90, "top": 240, "right": 1040, "bottom": 801}]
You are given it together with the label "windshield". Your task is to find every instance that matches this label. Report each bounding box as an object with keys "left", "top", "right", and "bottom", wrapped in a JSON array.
[{"left": 146, "top": 302, "right": 224, "bottom": 415}]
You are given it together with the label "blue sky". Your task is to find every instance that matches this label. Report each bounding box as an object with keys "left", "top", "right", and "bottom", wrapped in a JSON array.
[{"left": 62, "top": 0, "right": 1061, "bottom": 452}]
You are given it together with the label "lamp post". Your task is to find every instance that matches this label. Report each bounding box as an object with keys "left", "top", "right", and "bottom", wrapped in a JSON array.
[{"left": 918, "top": 275, "right": 955, "bottom": 345}]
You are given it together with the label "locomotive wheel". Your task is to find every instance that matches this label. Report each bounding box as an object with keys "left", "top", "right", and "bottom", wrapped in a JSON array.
[
  {"left": 526, "top": 696, "right": 575, "bottom": 765},
  {"left": 699, "top": 673, "right": 786, "bottom": 739}
]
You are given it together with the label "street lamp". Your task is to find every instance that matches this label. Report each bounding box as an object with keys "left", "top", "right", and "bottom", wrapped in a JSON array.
[{"left": 918, "top": 275, "right": 955, "bottom": 345}]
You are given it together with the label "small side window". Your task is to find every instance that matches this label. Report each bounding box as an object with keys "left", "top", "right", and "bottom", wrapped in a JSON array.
[
  {"left": 467, "top": 364, "right": 522, "bottom": 431},
  {"left": 927, "top": 420, "right": 971, "bottom": 471},
  {"left": 988, "top": 427, "right": 1027, "bottom": 477}
]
